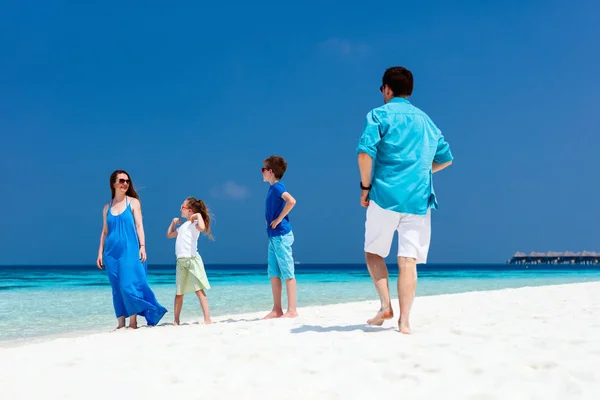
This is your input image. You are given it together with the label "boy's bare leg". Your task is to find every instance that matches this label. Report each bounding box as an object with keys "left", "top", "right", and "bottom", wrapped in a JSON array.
[
  {"left": 195, "top": 289, "right": 212, "bottom": 324},
  {"left": 282, "top": 278, "right": 298, "bottom": 318},
  {"left": 174, "top": 294, "right": 184, "bottom": 325},
  {"left": 397, "top": 256, "right": 417, "bottom": 334},
  {"left": 263, "top": 278, "right": 284, "bottom": 319},
  {"left": 365, "top": 252, "right": 393, "bottom": 325},
  {"left": 128, "top": 314, "right": 138, "bottom": 329}
]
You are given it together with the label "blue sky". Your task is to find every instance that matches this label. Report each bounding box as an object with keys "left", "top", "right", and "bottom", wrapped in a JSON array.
[{"left": 1, "top": 1, "right": 598, "bottom": 265}]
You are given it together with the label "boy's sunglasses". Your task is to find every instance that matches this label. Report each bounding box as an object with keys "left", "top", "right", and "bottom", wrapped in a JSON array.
[
  {"left": 261, "top": 167, "right": 271, "bottom": 172},
  {"left": 117, "top": 179, "right": 130, "bottom": 185},
  {"left": 379, "top": 84, "right": 385, "bottom": 93}
]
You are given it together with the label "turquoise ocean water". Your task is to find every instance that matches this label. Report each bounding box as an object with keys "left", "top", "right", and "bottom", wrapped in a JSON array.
[{"left": 1, "top": 263, "right": 600, "bottom": 345}]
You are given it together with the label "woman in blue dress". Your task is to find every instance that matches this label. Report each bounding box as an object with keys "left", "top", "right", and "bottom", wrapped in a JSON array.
[{"left": 96, "top": 170, "right": 167, "bottom": 329}]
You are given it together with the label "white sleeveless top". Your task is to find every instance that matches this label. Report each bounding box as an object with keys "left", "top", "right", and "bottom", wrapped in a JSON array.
[{"left": 175, "top": 221, "right": 200, "bottom": 258}]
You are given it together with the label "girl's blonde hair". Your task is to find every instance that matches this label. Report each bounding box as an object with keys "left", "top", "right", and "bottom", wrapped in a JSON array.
[{"left": 186, "top": 197, "right": 214, "bottom": 240}]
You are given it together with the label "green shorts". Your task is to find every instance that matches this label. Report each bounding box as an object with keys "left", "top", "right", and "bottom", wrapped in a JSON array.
[{"left": 176, "top": 254, "right": 211, "bottom": 295}]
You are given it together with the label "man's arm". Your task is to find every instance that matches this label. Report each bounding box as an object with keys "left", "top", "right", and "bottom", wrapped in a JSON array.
[
  {"left": 358, "top": 153, "right": 373, "bottom": 187},
  {"left": 356, "top": 110, "right": 382, "bottom": 207},
  {"left": 356, "top": 110, "right": 381, "bottom": 161},
  {"left": 432, "top": 126, "right": 454, "bottom": 173},
  {"left": 432, "top": 160, "right": 452, "bottom": 173}
]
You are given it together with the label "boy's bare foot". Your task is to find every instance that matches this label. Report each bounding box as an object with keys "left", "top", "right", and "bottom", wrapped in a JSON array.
[
  {"left": 204, "top": 319, "right": 212, "bottom": 325},
  {"left": 173, "top": 320, "right": 180, "bottom": 326},
  {"left": 263, "top": 309, "right": 284, "bottom": 319},
  {"left": 282, "top": 310, "right": 298, "bottom": 318},
  {"left": 367, "top": 308, "right": 394, "bottom": 326},
  {"left": 398, "top": 319, "right": 411, "bottom": 334}
]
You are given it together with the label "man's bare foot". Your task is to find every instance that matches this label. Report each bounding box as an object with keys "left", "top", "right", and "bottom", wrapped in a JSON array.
[
  {"left": 263, "top": 309, "right": 284, "bottom": 319},
  {"left": 204, "top": 319, "right": 212, "bottom": 325},
  {"left": 367, "top": 308, "right": 394, "bottom": 326},
  {"left": 282, "top": 310, "right": 298, "bottom": 318},
  {"left": 398, "top": 319, "right": 411, "bottom": 334}
]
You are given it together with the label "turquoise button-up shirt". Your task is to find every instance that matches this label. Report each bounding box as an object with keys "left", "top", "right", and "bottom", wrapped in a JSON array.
[{"left": 356, "top": 97, "right": 453, "bottom": 215}]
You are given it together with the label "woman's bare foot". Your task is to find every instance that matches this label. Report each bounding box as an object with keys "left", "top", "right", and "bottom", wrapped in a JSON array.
[
  {"left": 398, "top": 319, "right": 411, "bottom": 334},
  {"left": 263, "top": 309, "right": 284, "bottom": 319},
  {"left": 367, "top": 308, "right": 394, "bottom": 326},
  {"left": 112, "top": 325, "right": 125, "bottom": 332},
  {"left": 128, "top": 315, "right": 138, "bottom": 330},
  {"left": 282, "top": 310, "right": 298, "bottom": 318}
]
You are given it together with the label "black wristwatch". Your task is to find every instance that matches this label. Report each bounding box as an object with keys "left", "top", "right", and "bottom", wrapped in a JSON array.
[{"left": 360, "top": 182, "right": 372, "bottom": 191}]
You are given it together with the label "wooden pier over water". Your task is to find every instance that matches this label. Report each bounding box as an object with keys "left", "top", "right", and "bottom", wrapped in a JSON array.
[{"left": 508, "top": 251, "right": 600, "bottom": 265}]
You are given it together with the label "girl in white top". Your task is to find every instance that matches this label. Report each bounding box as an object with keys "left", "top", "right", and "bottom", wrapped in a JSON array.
[{"left": 166, "top": 197, "right": 214, "bottom": 325}]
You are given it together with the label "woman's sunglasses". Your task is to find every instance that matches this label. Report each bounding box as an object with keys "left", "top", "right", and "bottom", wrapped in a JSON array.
[{"left": 117, "top": 179, "right": 130, "bottom": 185}]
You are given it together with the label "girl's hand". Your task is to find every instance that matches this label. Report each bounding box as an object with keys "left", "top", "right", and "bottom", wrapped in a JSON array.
[
  {"left": 190, "top": 213, "right": 199, "bottom": 223},
  {"left": 96, "top": 254, "right": 103, "bottom": 269},
  {"left": 139, "top": 246, "right": 147, "bottom": 262},
  {"left": 172, "top": 217, "right": 181, "bottom": 226}
]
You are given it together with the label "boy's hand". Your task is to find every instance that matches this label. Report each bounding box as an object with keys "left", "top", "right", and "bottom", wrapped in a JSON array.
[
  {"left": 270, "top": 217, "right": 282, "bottom": 229},
  {"left": 172, "top": 217, "right": 182, "bottom": 226}
]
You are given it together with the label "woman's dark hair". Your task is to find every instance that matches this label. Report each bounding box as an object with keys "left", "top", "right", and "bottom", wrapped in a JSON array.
[{"left": 109, "top": 170, "right": 140, "bottom": 200}]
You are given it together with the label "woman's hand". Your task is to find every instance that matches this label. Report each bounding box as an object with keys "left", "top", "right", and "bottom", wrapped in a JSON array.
[
  {"left": 139, "top": 246, "right": 147, "bottom": 262},
  {"left": 96, "top": 254, "right": 103, "bottom": 269}
]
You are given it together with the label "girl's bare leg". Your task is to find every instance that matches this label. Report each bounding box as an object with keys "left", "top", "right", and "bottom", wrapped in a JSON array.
[
  {"left": 195, "top": 290, "right": 212, "bottom": 324},
  {"left": 174, "top": 294, "right": 184, "bottom": 325}
]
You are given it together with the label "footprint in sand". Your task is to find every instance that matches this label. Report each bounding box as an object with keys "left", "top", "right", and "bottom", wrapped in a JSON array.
[{"left": 529, "top": 361, "right": 558, "bottom": 370}]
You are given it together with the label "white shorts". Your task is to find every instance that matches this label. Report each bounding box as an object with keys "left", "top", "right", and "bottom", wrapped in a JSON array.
[{"left": 364, "top": 201, "right": 431, "bottom": 264}]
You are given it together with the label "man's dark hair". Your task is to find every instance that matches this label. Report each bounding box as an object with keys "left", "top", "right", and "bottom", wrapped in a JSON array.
[{"left": 382, "top": 66, "right": 413, "bottom": 97}]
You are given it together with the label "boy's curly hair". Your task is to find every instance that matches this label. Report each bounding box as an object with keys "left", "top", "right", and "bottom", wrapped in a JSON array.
[{"left": 264, "top": 155, "right": 288, "bottom": 179}]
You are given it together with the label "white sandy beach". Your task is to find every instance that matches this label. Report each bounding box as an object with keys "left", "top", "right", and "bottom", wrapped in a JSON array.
[{"left": 1, "top": 282, "right": 599, "bottom": 399}]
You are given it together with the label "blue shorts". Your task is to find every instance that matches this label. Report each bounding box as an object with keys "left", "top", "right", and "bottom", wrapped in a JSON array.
[{"left": 267, "top": 231, "right": 295, "bottom": 279}]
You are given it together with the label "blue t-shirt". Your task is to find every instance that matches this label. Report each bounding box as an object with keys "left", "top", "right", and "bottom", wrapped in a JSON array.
[
  {"left": 265, "top": 181, "right": 292, "bottom": 237},
  {"left": 356, "top": 97, "right": 453, "bottom": 215}
]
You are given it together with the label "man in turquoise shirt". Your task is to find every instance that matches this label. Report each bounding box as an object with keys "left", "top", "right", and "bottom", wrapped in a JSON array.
[{"left": 356, "top": 66, "right": 453, "bottom": 334}]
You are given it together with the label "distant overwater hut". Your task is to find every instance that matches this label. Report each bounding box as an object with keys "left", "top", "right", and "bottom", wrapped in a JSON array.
[{"left": 508, "top": 251, "right": 600, "bottom": 265}]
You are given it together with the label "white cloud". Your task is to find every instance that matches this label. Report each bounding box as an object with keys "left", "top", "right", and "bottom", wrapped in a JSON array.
[
  {"left": 318, "top": 37, "right": 370, "bottom": 56},
  {"left": 210, "top": 180, "right": 250, "bottom": 200}
]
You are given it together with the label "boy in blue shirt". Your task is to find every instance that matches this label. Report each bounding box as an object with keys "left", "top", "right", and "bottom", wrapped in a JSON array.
[{"left": 261, "top": 155, "right": 298, "bottom": 319}]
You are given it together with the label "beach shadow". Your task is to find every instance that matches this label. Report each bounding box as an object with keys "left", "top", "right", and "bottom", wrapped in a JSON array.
[
  {"left": 290, "top": 324, "right": 395, "bottom": 334},
  {"left": 217, "top": 318, "right": 262, "bottom": 324}
]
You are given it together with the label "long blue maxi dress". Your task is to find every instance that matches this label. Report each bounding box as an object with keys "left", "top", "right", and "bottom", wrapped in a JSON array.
[{"left": 103, "top": 197, "right": 167, "bottom": 326}]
